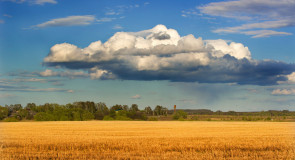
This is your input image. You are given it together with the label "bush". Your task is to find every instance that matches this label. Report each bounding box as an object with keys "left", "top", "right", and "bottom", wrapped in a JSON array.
[
  {"left": 115, "top": 116, "right": 132, "bottom": 121},
  {"left": 34, "top": 112, "right": 55, "bottom": 121},
  {"left": 148, "top": 117, "right": 158, "bottom": 121},
  {"left": 3, "top": 117, "right": 19, "bottom": 122},
  {"left": 178, "top": 117, "right": 185, "bottom": 121},
  {"left": 173, "top": 110, "right": 188, "bottom": 120},
  {"left": 60, "top": 115, "right": 70, "bottom": 121},
  {"left": 103, "top": 115, "right": 114, "bottom": 121},
  {"left": 192, "top": 116, "right": 199, "bottom": 121}
]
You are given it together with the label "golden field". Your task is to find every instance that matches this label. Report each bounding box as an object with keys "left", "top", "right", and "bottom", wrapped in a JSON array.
[{"left": 0, "top": 121, "right": 294, "bottom": 159}]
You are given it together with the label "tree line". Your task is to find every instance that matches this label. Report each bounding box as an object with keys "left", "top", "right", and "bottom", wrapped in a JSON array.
[
  {"left": 1, "top": 102, "right": 294, "bottom": 122},
  {"left": 0, "top": 102, "right": 171, "bottom": 121}
]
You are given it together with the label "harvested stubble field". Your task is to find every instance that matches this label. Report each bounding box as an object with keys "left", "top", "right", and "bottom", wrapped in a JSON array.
[{"left": 0, "top": 121, "right": 294, "bottom": 159}]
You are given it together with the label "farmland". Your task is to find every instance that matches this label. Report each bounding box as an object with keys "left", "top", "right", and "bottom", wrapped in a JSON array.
[{"left": 1, "top": 121, "right": 294, "bottom": 159}]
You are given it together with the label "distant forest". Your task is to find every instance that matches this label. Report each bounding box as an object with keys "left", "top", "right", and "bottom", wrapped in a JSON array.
[{"left": 1, "top": 102, "right": 295, "bottom": 122}]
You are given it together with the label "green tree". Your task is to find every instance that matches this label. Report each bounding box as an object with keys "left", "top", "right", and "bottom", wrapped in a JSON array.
[
  {"left": 110, "top": 104, "right": 123, "bottom": 111},
  {"left": 25, "top": 103, "right": 37, "bottom": 111},
  {"left": 34, "top": 112, "right": 55, "bottom": 121},
  {"left": 52, "top": 106, "right": 69, "bottom": 121},
  {"left": 0, "top": 106, "right": 9, "bottom": 120},
  {"left": 144, "top": 106, "right": 153, "bottom": 115},
  {"left": 109, "top": 109, "right": 116, "bottom": 118},
  {"left": 123, "top": 105, "right": 129, "bottom": 111},
  {"left": 154, "top": 105, "right": 163, "bottom": 116},
  {"left": 82, "top": 111, "right": 94, "bottom": 121},
  {"left": 72, "top": 111, "right": 82, "bottom": 121},
  {"left": 16, "top": 109, "right": 29, "bottom": 120},
  {"left": 94, "top": 110, "right": 105, "bottom": 120},
  {"left": 130, "top": 104, "right": 139, "bottom": 112}
]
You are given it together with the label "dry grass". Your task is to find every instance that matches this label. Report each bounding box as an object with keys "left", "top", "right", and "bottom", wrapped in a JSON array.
[{"left": 0, "top": 121, "right": 294, "bottom": 159}]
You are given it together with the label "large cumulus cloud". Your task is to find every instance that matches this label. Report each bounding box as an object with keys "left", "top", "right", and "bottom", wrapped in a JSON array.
[{"left": 43, "top": 24, "right": 295, "bottom": 85}]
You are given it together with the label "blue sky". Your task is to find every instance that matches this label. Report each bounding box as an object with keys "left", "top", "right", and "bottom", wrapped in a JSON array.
[{"left": 1, "top": 0, "right": 295, "bottom": 111}]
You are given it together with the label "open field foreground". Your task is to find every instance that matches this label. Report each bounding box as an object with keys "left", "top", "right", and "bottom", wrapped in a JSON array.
[{"left": 0, "top": 121, "right": 294, "bottom": 160}]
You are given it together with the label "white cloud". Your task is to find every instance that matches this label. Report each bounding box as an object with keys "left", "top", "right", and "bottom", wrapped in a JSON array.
[
  {"left": 34, "top": 15, "right": 95, "bottom": 28},
  {"left": 205, "top": 39, "right": 251, "bottom": 59},
  {"left": 287, "top": 72, "right": 295, "bottom": 83},
  {"left": 42, "top": 24, "right": 295, "bottom": 85},
  {"left": 131, "top": 94, "right": 141, "bottom": 99},
  {"left": 272, "top": 89, "right": 295, "bottom": 95},
  {"left": 198, "top": 0, "right": 295, "bottom": 38},
  {"left": 0, "top": 20, "right": 5, "bottom": 24},
  {"left": 278, "top": 72, "right": 295, "bottom": 84},
  {"left": 44, "top": 24, "right": 251, "bottom": 64},
  {"left": 281, "top": 72, "right": 295, "bottom": 84},
  {"left": 89, "top": 67, "right": 108, "bottom": 79}
]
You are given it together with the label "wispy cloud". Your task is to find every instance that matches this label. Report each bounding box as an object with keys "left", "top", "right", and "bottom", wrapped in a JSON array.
[
  {"left": 38, "top": 68, "right": 112, "bottom": 80},
  {"left": 96, "top": 17, "right": 116, "bottom": 23},
  {"left": 39, "top": 69, "right": 89, "bottom": 78},
  {"left": 5, "top": 0, "right": 57, "bottom": 5},
  {"left": 0, "top": 80, "right": 72, "bottom": 93},
  {"left": 33, "top": 15, "right": 95, "bottom": 28},
  {"left": 0, "top": 20, "right": 4, "bottom": 24},
  {"left": 11, "top": 78, "right": 55, "bottom": 83},
  {"left": 0, "top": 93, "right": 15, "bottom": 98},
  {"left": 33, "top": 0, "right": 57, "bottom": 5},
  {"left": 181, "top": 9, "right": 199, "bottom": 17},
  {"left": 29, "top": 3, "right": 145, "bottom": 29},
  {"left": 31, "top": 15, "right": 120, "bottom": 28},
  {"left": 113, "top": 24, "right": 123, "bottom": 30},
  {"left": 8, "top": 70, "right": 38, "bottom": 77},
  {"left": 3, "top": 14, "right": 12, "bottom": 18},
  {"left": 104, "top": 4, "right": 140, "bottom": 16},
  {"left": 197, "top": 0, "right": 295, "bottom": 38},
  {"left": 272, "top": 89, "right": 295, "bottom": 95},
  {"left": 0, "top": 87, "right": 73, "bottom": 92},
  {"left": 131, "top": 94, "right": 141, "bottom": 99}
]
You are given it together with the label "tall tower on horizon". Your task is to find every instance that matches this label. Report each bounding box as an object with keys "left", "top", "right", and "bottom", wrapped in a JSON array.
[{"left": 174, "top": 105, "right": 176, "bottom": 113}]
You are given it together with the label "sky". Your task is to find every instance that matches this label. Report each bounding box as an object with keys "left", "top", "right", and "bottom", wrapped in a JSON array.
[{"left": 0, "top": 0, "right": 295, "bottom": 111}]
